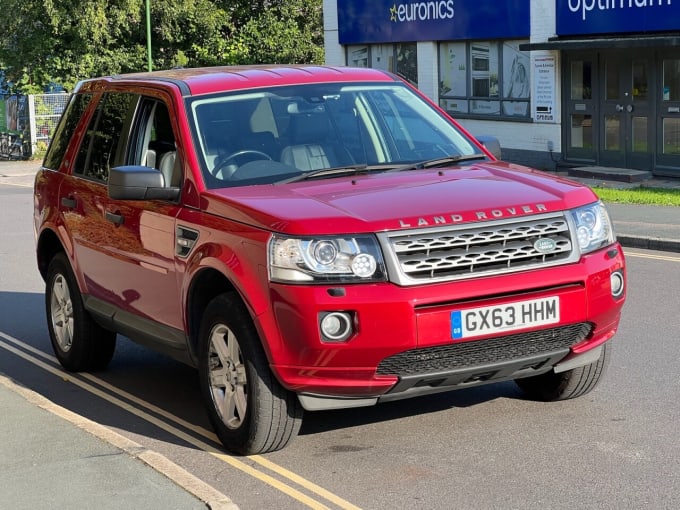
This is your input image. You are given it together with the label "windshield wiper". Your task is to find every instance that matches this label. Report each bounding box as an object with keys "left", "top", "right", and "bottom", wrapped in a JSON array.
[
  {"left": 390, "top": 154, "right": 487, "bottom": 173},
  {"left": 275, "top": 164, "right": 370, "bottom": 184}
]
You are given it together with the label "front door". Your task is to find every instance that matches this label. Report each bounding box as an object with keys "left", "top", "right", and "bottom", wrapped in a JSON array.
[{"left": 599, "top": 53, "right": 654, "bottom": 170}]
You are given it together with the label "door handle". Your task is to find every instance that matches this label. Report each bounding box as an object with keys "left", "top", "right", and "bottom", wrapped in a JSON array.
[
  {"left": 626, "top": 104, "right": 634, "bottom": 113},
  {"left": 61, "top": 196, "right": 77, "bottom": 209},
  {"left": 615, "top": 104, "right": 624, "bottom": 112},
  {"left": 105, "top": 211, "right": 125, "bottom": 225}
]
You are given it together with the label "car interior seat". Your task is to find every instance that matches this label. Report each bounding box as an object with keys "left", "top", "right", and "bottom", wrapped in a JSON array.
[
  {"left": 158, "top": 150, "right": 180, "bottom": 187},
  {"left": 280, "top": 113, "right": 351, "bottom": 171}
]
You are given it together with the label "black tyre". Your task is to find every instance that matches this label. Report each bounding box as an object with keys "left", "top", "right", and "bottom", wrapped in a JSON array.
[
  {"left": 45, "top": 253, "right": 116, "bottom": 371},
  {"left": 515, "top": 343, "right": 610, "bottom": 401},
  {"left": 198, "top": 293, "right": 303, "bottom": 455}
]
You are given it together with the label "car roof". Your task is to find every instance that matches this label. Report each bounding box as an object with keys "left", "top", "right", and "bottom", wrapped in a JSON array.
[{"left": 77, "top": 65, "right": 400, "bottom": 97}]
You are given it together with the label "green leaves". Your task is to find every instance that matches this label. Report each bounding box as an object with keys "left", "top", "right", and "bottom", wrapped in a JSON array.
[{"left": 0, "top": 0, "right": 323, "bottom": 93}]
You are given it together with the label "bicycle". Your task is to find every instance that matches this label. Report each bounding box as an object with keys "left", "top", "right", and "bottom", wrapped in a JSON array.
[{"left": 0, "top": 131, "right": 29, "bottom": 160}]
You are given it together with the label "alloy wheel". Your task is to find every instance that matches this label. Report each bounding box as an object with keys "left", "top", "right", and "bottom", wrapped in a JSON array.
[{"left": 207, "top": 323, "right": 248, "bottom": 429}]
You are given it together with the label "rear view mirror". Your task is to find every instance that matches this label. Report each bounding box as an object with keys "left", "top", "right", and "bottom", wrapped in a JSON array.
[{"left": 108, "top": 165, "right": 180, "bottom": 201}]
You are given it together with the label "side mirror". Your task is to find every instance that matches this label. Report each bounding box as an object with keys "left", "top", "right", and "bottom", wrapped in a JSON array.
[
  {"left": 108, "top": 165, "right": 180, "bottom": 201},
  {"left": 474, "top": 135, "right": 502, "bottom": 160}
]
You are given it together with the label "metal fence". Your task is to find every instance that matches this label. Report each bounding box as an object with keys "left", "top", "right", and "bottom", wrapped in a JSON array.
[
  {"left": 0, "top": 93, "right": 69, "bottom": 159},
  {"left": 31, "top": 93, "right": 69, "bottom": 149}
]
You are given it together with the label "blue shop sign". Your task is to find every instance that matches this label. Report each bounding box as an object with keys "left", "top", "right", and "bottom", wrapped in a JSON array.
[
  {"left": 557, "top": 0, "right": 677, "bottom": 36},
  {"left": 337, "top": 0, "right": 530, "bottom": 45}
]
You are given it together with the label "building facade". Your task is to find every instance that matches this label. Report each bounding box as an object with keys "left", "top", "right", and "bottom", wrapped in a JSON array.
[{"left": 323, "top": 0, "right": 680, "bottom": 177}]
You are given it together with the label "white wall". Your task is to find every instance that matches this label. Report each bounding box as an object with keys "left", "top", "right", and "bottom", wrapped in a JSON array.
[
  {"left": 456, "top": 118, "right": 561, "bottom": 156},
  {"left": 527, "top": 0, "right": 562, "bottom": 152},
  {"left": 323, "top": 0, "right": 344, "bottom": 66},
  {"left": 417, "top": 42, "right": 438, "bottom": 101}
]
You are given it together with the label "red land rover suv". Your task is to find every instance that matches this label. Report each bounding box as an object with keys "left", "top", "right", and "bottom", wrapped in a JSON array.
[{"left": 34, "top": 66, "right": 626, "bottom": 454}]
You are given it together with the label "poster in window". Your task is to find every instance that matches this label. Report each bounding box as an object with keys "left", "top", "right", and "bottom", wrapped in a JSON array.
[
  {"left": 503, "top": 42, "right": 530, "bottom": 99},
  {"left": 439, "top": 42, "right": 467, "bottom": 97}
]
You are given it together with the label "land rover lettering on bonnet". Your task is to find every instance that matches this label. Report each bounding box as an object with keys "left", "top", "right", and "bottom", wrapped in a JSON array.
[{"left": 34, "top": 65, "right": 626, "bottom": 454}]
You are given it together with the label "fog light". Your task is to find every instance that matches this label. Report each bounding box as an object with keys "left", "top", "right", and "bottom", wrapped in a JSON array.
[
  {"left": 611, "top": 270, "right": 624, "bottom": 298},
  {"left": 319, "top": 312, "right": 354, "bottom": 342}
]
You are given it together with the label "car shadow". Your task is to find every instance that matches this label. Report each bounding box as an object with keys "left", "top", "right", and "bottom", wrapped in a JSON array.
[
  {"left": 299, "top": 382, "right": 523, "bottom": 436},
  {"left": 0, "top": 290, "right": 526, "bottom": 454}
]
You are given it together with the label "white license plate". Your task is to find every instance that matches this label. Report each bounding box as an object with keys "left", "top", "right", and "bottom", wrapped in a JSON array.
[{"left": 451, "top": 296, "right": 560, "bottom": 340}]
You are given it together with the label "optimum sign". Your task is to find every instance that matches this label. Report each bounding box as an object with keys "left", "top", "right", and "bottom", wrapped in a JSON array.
[
  {"left": 337, "top": 0, "right": 529, "bottom": 45},
  {"left": 557, "top": 0, "right": 676, "bottom": 35}
]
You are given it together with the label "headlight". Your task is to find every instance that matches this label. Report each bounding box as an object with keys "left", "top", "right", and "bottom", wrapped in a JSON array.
[
  {"left": 269, "top": 234, "right": 387, "bottom": 283},
  {"left": 569, "top": 201, "right": 615, "bottom": 255}
]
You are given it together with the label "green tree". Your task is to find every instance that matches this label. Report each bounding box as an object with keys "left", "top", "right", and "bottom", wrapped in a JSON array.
[
  {"left": 223, "top": 0, "right": 324, "bottom": 65},
  {"left": 0, "top": 0, "right": 323, "bottom": 93}
]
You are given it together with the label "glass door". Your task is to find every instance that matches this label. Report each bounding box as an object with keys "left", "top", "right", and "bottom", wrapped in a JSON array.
[
  {"left": 656, "top": 54, "right": 680, "bottom": 176},
  {"left": 564, "top": 54, "right": 596, "bottom": 163},
  {"left": 599, "top": 53, "right": 654, "bottom": 170}
]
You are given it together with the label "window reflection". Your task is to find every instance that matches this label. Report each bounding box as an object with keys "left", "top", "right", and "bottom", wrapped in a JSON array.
[
  {"left": 571, "top": 61, "right": 592, "bottom": 100},
  {"left": 663, "top": 60, "right": 680, "bottom": 101},
  {"left": 571, "top": 114, "right": 593, "bottom": 149}
]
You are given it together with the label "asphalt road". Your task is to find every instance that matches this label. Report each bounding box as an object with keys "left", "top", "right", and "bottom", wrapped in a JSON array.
[{"left": 2, "top": 184, "right": 679, "bottom": 510}]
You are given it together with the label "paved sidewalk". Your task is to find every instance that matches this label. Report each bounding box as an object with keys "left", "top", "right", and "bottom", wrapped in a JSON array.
[
  {"left": 0, "top": 374, "right": 238, "bottom": 510},
  {"left": 606, "top": 202, "right": 680, "bottom": 253}
]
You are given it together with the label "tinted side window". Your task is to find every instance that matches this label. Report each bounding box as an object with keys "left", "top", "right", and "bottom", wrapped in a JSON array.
[
  {"left": 74, "top": 92, "right": 139, "bottom": 182},
  {"left": 42, "top": 93, "right": 93, "bottom": 170}
]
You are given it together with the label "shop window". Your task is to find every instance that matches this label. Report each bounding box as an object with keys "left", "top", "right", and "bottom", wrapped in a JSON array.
[
  {"left": 346, "top": 44, "right": 418, "bottom": 87},
  {"left": 396, "top": 43, "right": 418, "bottom": 87},
  {"left": 438, "top": 40, "right": 530, "bottom": 119},
  {"left": 347, "top": 46, "right": 368, "bottom": 67}
]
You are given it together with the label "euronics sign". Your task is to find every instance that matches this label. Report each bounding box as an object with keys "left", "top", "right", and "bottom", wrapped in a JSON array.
[
  {"left": 557, "top": 0, "right": 677, "bottom": 36},
  {"left": 337, "top": 0, "right": 529, "bottom": 45}
]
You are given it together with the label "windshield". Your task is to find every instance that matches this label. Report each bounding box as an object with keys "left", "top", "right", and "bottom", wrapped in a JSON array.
[{"left": 187, "top": 82, "right": 483, "bottom": 188}]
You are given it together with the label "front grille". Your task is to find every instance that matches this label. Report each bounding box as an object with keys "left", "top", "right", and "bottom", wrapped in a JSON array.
[
  {"left": 379, "top": 213, "right": 576, "bottom": 285},
  {"left": 376, "top": 323, "right": 593, "bottom": 376}
]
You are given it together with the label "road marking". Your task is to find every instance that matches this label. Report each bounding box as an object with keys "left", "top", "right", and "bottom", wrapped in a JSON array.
[
  {"left": 624, "top": 250, "right": 680, "bottom": 263},
  {"left": 0, "top": 330, "right": 361, "bottom": 510},
  {"left": 0, "top": 177, "right": 34, "bottom": 188}
]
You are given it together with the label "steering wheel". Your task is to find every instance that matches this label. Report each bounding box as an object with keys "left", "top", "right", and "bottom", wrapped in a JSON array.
[{"left": 211, "top": 150, "right": 273, "bottom": 179}]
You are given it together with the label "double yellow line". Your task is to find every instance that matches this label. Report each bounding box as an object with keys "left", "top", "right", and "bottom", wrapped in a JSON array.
[
  {"left": 0, "top": 331, "right": 361, "bottom": 510},
  {"left": 624, "top": 249, "right": 680, "bottom": 263}
]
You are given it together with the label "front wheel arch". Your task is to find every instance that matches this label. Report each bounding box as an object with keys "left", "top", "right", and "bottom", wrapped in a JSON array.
[{"left": 185, "top": 267, "right": 239, "bottom": 363}]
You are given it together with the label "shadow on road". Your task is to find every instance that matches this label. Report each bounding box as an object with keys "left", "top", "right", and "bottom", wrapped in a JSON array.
[{"left": 0, "top": 289, "right": 525, "bottom": 453}]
